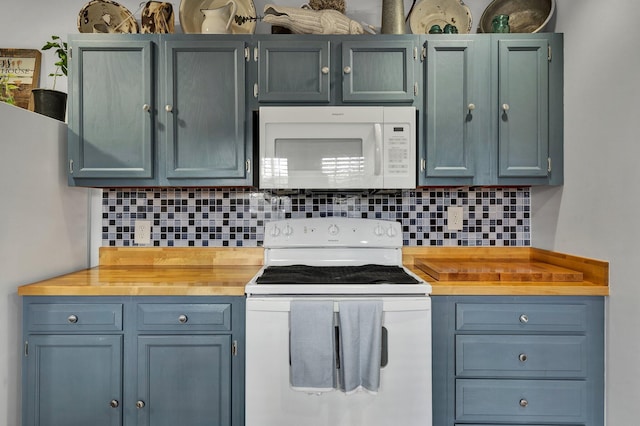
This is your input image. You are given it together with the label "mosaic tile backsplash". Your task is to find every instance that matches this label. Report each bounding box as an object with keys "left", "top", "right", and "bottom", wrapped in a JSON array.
[{"left": 102, "top": 188, "right": 531, "bottom": 247}]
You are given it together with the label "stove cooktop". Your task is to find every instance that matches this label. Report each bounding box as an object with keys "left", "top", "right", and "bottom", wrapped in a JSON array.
[{"left": 256, "top": 265, "right": 420, "bottom": 285}]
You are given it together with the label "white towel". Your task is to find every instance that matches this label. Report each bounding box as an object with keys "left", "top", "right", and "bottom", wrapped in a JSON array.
[
  {"left": 338, "top": 300, "right": 384, "bottom": 394},
  {"left": 289, "top": 300, "right": 336, "bottom": 392}
]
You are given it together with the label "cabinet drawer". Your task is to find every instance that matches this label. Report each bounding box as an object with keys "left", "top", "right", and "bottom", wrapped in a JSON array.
[
  {"left": 456, "top": 335, "right": 587, "bottom": 378},
  {"left": 456, "top": 303, "right": 587, "bottom": 332},
  {"left": 26, "top": 303, "right": 123, "bottom": 332},
  {"left": 137, "top": 303, "right": 231, "bottom": 331},
  {"left": 456, "top": 379, "right": 587, "bottom": 424}
]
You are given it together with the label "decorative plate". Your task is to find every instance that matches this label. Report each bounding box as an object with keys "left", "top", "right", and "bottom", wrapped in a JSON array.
[
  {"left": 409, "top": 0, "right": 472, "bottom": 34},
  {"left": 78, "top": 0, "right": 139, "bottom": 33},
  {"left": 179, "top": 0, "right": 257, "bottom": 34}
]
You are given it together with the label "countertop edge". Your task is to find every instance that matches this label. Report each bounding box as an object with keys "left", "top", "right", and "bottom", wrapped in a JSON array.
[{"left": 17, "top": 247, "right": 609, "bottom": 297}]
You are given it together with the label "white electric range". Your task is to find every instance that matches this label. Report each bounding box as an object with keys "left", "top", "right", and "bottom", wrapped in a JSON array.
[{"left": 245, "top": 217, "right": 432, "bottom": 426}]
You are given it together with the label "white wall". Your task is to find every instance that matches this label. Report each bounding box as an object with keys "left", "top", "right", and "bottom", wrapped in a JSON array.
[
  {"left": 532, "top": 1, "right": 640, "bottom": 424},
  {"left": 0, "top": 102, "right": 90, "bottom": 425},
  {"left": 2, "top": 0, "right": 635, "bottom": 424}
]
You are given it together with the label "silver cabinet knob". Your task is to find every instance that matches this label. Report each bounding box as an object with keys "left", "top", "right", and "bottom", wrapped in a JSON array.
[
  {"left": 519, "top": 398, "right": 528, "bottom": 407},
  {"left": 109, "top": 399, "right": 119, "bottom": 408},
  {"left": 502, "top": 103, "right": 510, "bottom": 111},
  {"left": 178, "top": 314, "right": 188, "bottom": 324},
  {"left": 165, "top": 105, "right": 173, "bottom": 113},
  {"left": 519, "top": 314, "right": 529, "bottom": 324},
  {"left": 468, "top": 103, "right": 476, "bottom": 111},
  {"left": 518, "top": 353, "right": 528, "bottom": 362},
  {"left": 321, "top": 66, "right": 329, "bottom": 75},
  {"left": 67, "top": 315, "right": 78, "bottom": 324},
  {"left": 142, "top": 104, "right": 150, "bottom": 112},
  {"left": 343, "top": 66, "right": 352, "bottom": 74},
  {"left": 136, "top": 400, "right": 145, "bottom": 409}
]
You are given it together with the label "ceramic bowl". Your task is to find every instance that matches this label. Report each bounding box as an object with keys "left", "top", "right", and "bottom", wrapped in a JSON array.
[
  {"left": 78, "top": 0, "right": 139, "bottom": 33},
  {"left": 479, "top": 0, "right": 555, "bottom": 33},
  {"left": 409, "top": 0, "right": 473, "bottom": 35}
]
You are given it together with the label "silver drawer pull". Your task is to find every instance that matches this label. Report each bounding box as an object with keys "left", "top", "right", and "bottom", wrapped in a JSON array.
[
  {"left": 67, "top": 315, "right": 78, "bottom": 324},
  {"left": 178, "top": 314, "right": 188, "bottom": 324},
  {"left": 109, "top": 399, "right": 119, "bottom": 408},
  {"left": 518, "top": 353, "right": 528, "bottom": 362},
  {"left": 136, "top": 400, "right": 145, "bottom": 409},
  {"left": 321, "top": 66, "right": 329, "bottom": 75},
  {"left": 519, "top": 314, "right": 529, "bottom": 324},
  {"left": 519, "top": 398, "right": 528, "bottom": 407}
]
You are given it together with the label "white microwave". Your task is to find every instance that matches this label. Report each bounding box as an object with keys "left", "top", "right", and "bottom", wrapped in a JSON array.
[{"left": 258, "top": 106, "right": 416, "bottom": 190}]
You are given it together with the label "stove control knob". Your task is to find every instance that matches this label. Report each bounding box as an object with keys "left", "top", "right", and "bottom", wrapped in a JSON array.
[
  {"left": 270, "top": 225, "right": 281, "bottom": 237},
  {"left": 283, "top": 224, "right": 293, "bottom": 236},
  {"left": 386, "top": 226, "right": 397, "bottom": 237},
  {"left": 374, "top": 225, "right": 385, "bottom": 237},
  {"left": 328, "top": 224, "right": 339, "bottom": 236}
]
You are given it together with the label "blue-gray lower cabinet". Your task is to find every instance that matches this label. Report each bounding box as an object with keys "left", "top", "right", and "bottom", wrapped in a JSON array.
[
  {"left": 22, "top": 296, "right": 245, "bottom": 426},
  {"left": 432, "top": 296, "right": 604, "bottom": 426}
]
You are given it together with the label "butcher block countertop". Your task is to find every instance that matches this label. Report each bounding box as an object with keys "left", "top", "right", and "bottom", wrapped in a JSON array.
[
  {"left": 18, "top": 247, "right": 609, "bottom": 297},
  {"left": 17, "top": 248, "right": 263, "bottom": 297},
  {"left": 403, "top": 247, "right": 609, "bottom": 296}
]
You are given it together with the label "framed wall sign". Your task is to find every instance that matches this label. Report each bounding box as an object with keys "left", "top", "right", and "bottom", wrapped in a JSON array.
[{"left": 0, "top": 49, "right": 42, "bottom": 110}]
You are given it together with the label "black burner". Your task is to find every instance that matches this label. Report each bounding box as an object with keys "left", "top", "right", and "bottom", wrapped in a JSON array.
[{"left": 256, "top": 265, "right": 420, "bottom": 285}]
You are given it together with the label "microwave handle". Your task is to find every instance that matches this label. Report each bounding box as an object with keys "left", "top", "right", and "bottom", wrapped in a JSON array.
[{"left": 374, "top": 123, "right": 382, "bottom": 176}]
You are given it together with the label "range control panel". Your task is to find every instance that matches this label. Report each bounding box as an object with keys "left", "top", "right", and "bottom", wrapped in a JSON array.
[{"left": 264, "top": 217, "right": 403, "bottom": 248}]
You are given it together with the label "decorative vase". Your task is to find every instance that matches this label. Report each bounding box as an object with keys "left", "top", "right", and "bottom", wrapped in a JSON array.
[
  {"left": 201, "top": 0, "right": 237, "bottom": 34},
  {"left": 32, "top": 89, "right": 67, "bottom": 122},
  {"left": 491, "top": 14, "right": 510, "bottom": 33},
  {"left": 381, "top": 0, "right": 405, "bottom": 34}
]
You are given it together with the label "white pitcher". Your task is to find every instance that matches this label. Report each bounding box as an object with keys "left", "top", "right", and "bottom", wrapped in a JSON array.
[{"left": 201, "top": 0, "right": 237, "bottom": 34}]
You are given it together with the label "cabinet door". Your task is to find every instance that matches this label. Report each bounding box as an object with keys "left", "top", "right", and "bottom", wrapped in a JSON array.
[
  {"left": 136, "top": 335, "right": 232, "bottom": 426},
  {"left": 342, "top": 39, "right": 416, "bottom": 103},
  {"left": 496, "top": 38, "right": 549, "bottom": 178},
  {"left": 421, "top": 38, "right": 489, "bottom": 185},
  {"left": 162, "top": 39, "right": 249, "bottom": 184},
  {"left": 257, "top": 39, "right": 331, "bottom": 102},
  {"left": 68, "top": 38, "right": 154, "bottom": 180},
  {"left": 24, "top": 334, "right": 123, "bottom": 426}
]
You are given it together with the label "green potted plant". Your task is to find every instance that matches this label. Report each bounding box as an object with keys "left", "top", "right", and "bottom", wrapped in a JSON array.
[
  {"left": 32, "top": 35, "right": 68, "bottom": 121},
  {"left": 0, "top": 73, "right": 20, "bottom": 105}
]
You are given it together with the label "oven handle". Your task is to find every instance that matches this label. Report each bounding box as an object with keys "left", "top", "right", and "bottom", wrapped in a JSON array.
[
  {"left": 289, "top": 326, "right": 388, "bottom": 368},
  {"left": 374, "top": 123, "right": 382, "bottom": 176}
]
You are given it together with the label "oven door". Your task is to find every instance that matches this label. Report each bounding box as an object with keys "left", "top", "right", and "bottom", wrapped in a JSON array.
[
  {"left": 245, "top": 296, "right": 432, "bottom": 426},
  {"left": 259, "top": 106, "right": 384, "bottom": 189}
]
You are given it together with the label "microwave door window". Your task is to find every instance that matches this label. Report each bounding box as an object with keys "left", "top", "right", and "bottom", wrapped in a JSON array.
[{"left": 274, "top": 138, "right": 366, "bottom": 188}]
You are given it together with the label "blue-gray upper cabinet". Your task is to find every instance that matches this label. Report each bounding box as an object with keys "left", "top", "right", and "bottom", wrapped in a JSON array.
[
  {"left": 254, "top": 35, "right": 419, "bottom": 104},
  {"left": 160, "top": 37, "right": 251, "bottom": 186},
  {"left": 419, "top": 33, "right": 563, "bottom": 186},
  {"left": 68, "top": 35, "right": 156, "bottom": 186},
  {"left": 421, "top": 37, "right": 490, "bottom": 186},
  {"left": 256, "top": 39, "right": 331, "bottom": 102},
  {"left": 67, "top": 34, "right": 252, "bottom": 188}
]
